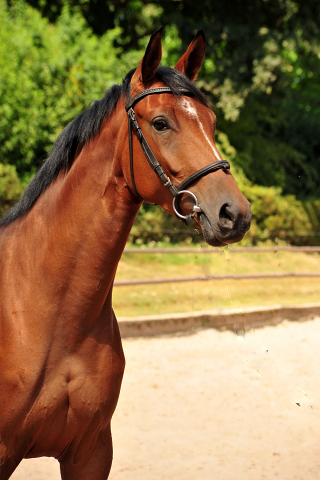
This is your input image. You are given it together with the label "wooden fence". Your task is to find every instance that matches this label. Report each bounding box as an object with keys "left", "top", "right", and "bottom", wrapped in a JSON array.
[{"left": 114, "top": 246, "right": 320, "bottom": 286}]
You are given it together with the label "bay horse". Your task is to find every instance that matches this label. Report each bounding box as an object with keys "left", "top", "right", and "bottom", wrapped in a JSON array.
[{"left": 0, "top": 28, "right": 251, "bottom": 479}]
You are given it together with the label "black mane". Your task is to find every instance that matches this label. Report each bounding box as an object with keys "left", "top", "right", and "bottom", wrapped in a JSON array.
[{"left": 0, "top": 67, "right": 208, "bottom": 227}]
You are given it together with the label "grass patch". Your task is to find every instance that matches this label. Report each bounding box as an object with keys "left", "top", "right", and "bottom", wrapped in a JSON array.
[{"left": 113, "top": 249, "right": 320, "bottom": 317}]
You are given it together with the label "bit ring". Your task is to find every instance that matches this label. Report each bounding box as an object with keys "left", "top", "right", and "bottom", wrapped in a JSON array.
[{"left": 173, "top": 190, "right": 202, "bottom": 220}]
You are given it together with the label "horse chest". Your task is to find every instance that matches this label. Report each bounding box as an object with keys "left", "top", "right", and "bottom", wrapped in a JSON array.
[
  {"left": 44, "top": 344, "right": 125, "bottom": 420},
  {"left": 0, "top": 340, "right": 125, "bottom": 459}
]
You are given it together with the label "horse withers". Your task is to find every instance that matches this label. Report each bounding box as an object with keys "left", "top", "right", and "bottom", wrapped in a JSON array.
[{"left": 0, "top": 28, "right": 251, "bottom": 479}]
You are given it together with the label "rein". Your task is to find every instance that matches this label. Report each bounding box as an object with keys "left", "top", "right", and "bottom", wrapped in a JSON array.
[{"left": 125, "top": 83, "right": 230, "bottom": 224}]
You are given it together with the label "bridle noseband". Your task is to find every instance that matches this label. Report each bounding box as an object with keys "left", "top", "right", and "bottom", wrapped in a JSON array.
[{"left": 125, "top": 83, "right": 230, "bottom": 224}]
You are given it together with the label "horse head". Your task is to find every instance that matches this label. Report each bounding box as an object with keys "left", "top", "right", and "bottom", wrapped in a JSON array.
[{"left": 124, "top": 27, "right": 251, "bottom": 247}]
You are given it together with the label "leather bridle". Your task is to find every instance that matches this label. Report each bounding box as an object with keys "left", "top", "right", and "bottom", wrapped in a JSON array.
[{"left": 125, "top": 83, "right": 230, "bottom": 224}]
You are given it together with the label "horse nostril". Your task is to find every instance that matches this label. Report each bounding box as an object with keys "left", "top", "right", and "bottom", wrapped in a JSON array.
[{"left": 219, "top": 203, "right": 235, "bottom": 230}]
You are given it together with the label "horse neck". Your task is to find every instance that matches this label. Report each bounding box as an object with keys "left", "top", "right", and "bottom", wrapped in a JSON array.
[{"left": 3, "top": 101, "right": 140, "bottom": 324}]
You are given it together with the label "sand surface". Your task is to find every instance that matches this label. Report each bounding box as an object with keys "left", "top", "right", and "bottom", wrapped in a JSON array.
[{"left": 11, "top": 317, "right": 320, "bottom": 479}]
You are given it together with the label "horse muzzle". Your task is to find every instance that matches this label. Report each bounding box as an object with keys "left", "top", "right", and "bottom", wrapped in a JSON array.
[
  {"left": 177, "top": 190, "right": 252, "bottom": 247},
  {"left": 199, "top": 200, "right": 252, "bottom": 246}
]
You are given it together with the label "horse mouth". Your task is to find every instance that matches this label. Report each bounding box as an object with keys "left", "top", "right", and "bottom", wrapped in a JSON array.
[{"left": 197, "top": 212, "right": 228, "bottom": 247}]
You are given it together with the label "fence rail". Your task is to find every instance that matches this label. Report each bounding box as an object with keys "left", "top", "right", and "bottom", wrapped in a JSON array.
[
  {"left": 115, "top": 246, "right": 320, "bottom": 287},
  {"left": 115, "top": 272, "right": 320, "bottom": 287},
  {"left": 124, "top": 246, "right": 320, "bottom": 254}
]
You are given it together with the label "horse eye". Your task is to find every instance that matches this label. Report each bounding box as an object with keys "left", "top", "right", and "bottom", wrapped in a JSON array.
[{"left": 153, "top": 119, "right": 169, "bottom": 131}]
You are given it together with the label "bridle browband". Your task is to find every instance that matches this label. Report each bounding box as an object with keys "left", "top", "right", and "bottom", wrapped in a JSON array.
[{"left": 125, "top": 83, "right": 230, "bottom": 224}]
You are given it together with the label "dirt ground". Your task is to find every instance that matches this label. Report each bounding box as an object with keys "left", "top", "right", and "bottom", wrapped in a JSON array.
[{"left": 11, "top": 316, "right": 320, "bottom": 480}]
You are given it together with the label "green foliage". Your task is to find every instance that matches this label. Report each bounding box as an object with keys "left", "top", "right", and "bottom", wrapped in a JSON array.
[
  {"left": 218, "top": 95, "right": 310, "bottom": 196},
  {"left": 129, "top": 183, "right": 317, "bottom": 247},
  {"left": 22, "top": 0, "right": 165, "bottom": 41},
  {"left": 1, "top": 0, "right": 320, "bottom": 244},
  {"left": 129, "top": 202, "right": 198, "bottom": 246},
  {"left": 16, "top": 0, "right": 320, "bottom": 200},
  {"left": 219, "top": 83, "right": 320, "bottom": 198},
  {"left": 0, "top": 163, "right": 24, "bottom": 217},
  {"left": 241, "top": 184, "right": 313, "bottom": 245},
  {"left": 0, "top": 0, "right": 125, "bottom": 176}
]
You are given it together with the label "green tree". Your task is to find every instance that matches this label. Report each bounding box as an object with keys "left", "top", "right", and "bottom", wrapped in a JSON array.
[
  {"left": 0, "top": 163, "right": 24, "bottom": 217},
  {"left": 19, "top": 0, "right": 320, "bottom": 198},
  {"left": 0, "top": 0, "right": 128, "bottom": 177},
  {"left": 2, "top": 0, "right": 320, "bottom": 243}
]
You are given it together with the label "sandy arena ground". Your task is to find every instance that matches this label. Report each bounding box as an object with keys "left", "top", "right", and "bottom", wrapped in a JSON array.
[{"left": 11, "top": 316, "right": 320, "bottom": 480}]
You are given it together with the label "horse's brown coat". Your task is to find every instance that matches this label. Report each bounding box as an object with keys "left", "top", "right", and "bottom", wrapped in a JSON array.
[{"left": 0, "top": 29, "right": 251, "bottom": 479}]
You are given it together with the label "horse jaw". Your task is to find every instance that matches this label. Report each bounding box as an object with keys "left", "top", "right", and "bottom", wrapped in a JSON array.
[{"left": 196, "top": 213, "right": 227, "bottom": 247}]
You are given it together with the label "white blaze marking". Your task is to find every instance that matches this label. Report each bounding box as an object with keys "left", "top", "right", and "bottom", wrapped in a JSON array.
[
  {"left": 179, "top": 98, "right": 223, "bottom": 160},
  {"left": 180, "top": 97, "right": 198, "bottom": 118}
]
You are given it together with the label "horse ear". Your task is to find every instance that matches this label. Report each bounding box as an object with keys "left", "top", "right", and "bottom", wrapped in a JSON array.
[
  {"left": 174, "top": 29, "right": 206, "bottom": 81},
  {"left": 132, "top": 27, "right": 163, "bottom": 88}
]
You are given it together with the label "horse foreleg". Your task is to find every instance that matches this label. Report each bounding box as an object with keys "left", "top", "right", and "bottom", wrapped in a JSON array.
[
  {"left": 59, "top": 426, "right": 113, "bottom": 480},
  {"left": 0, "top": 444, "right": 23, "bottom": 480}
]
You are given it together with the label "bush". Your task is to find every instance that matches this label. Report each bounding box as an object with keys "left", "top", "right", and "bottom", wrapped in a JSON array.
[
  {"left": 0, "top": 0, "right": 127, "bottom": 176},
  {"left": 0, "top": 163, "right": 24, "bottom": 218},
  {"left": 239, "top": 184, "right": 314, "bottom": 245},
  {"left": 130, "top": 182, "right": 317, "bottom": 247}
]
